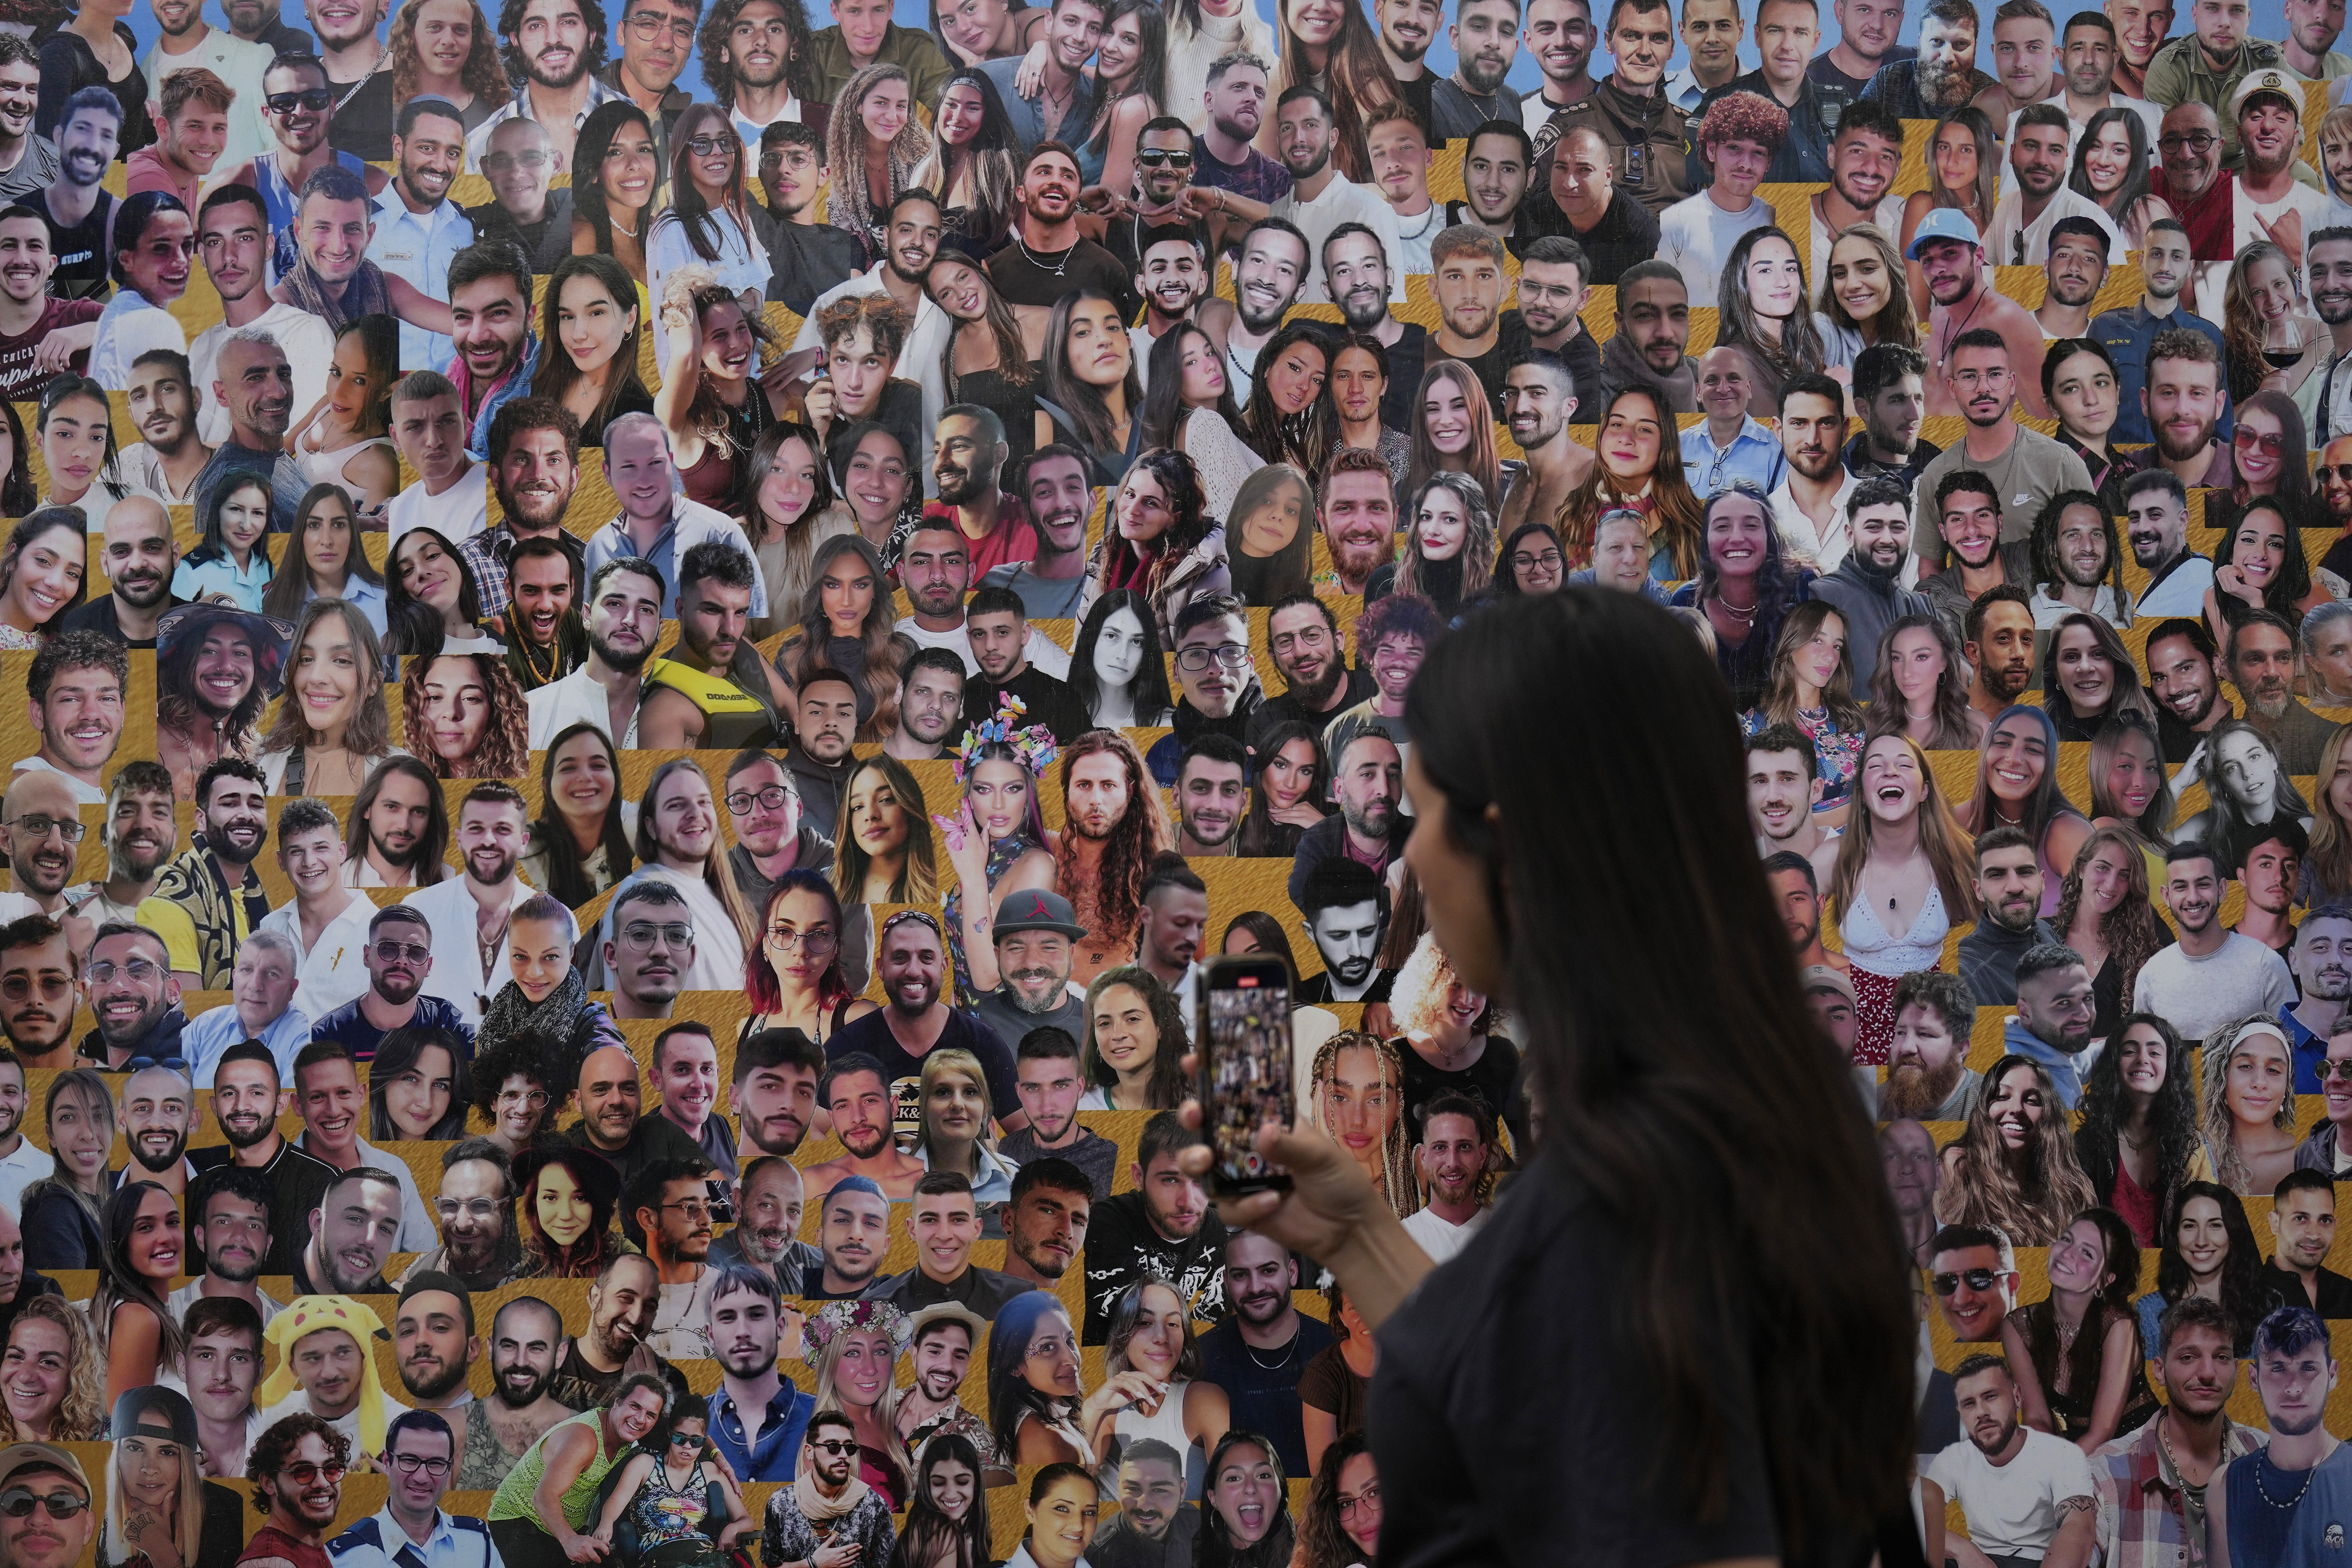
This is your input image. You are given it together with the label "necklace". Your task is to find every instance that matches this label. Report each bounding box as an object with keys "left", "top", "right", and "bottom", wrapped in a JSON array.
[
  {"left": 515, "top": 633, "right": 562, "bottom": 688},
  {"left": 612, "top": 214, "right": 640, "bottom": 239},
  {"left": 1712, "top": 592, "right": 1758, "bottom": 623},
  {"left": 1016, "top": 236, "right": 1071, "bottom": 278},
  {"left": 2253, "top": 1447, "right": 2320, "bottom": 1509},
  {"left": 1242, "top": 1333, "right": 1296, "bottom": 1371},
  {"left": 2159, "top": 1412, "right": 2222, "bottom": 1489}
]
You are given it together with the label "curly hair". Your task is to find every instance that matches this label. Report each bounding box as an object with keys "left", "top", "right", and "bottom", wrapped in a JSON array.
[
  {"left": 1389, "top": 930, "right": 1498, "bottom": 1040},
  {"left": 245, "top": 1411, "right": 352, "bottom": 1511},
  {"left": 2028, "top": 487, "right": 2135, "bottom": 623},
  {"left": 2151, "top": 1178, "right": 2267, "bottom": 1354},
  {"left": 2071, "top": 1012, "right": 2201, "bottom": 1242},
  {"left": 2202, "top": 1015, "right": 2298, "bottom": 1194},
  {"left": 671, "top": 277, "right": 780, "bottom": 445},
  {"left": 1082, "top": 966, "right": 1189, "bottom": 1110},
  {"left": 390, "top": 0, "right": 508, "bottom": 109},
  {"left": 494, "top": 0, "right": 608, "bottom": 83},
  {"left": 825, "top": 63, "right": 933, "bottom": 247},
  {"left": 1933, "top": 1055, "right": 2098, "bottom": 1246},
  {"left": 403, "top": 651, "right": 530, "bottom": 779},
  {"left": 1308, "top": 1031, "right": 1421, "bottom": 1221},
  {"left": 468, "top": 1032, "right": 568, "bottom": 1131},
  {"left": 1295, "top": 1429, "right": 1375, "bottom": 1568},
  {"left": 1055, "top": 729, "right": 1173, "bottom": 951},
  {"left": 2053, "top": 824, "right": 2170, "bottom": 1016},
  {"left": 815, "top": 292, "right": 913, "bottom": 366},
  {"left": 1696, "top": 89, "right": 1790, "bottom": 157},
  {"left": 1094, "top": 449, "right": 1212, "bottom": 618},
  {"left": 2225, "top": 245, "right": 2311, "bottom": 402},
  {"left": 697, "top": 0, "right": 821, "bottom": 108},
  {"left": 0, "top": 1293, "right": 105, "bottom": 1442}
]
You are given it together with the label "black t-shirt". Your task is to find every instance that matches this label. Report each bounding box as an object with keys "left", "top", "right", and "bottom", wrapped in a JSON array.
[
  {"left": 60, "top": 592, "right": 186, "bottom": 650},
  {"left": 825, "top": 1007, "right": 1021, "bottom": 1130},
  {"left": 1376, "top": 322, "right": 1430, "bottom": 435},
  {"left": 1555, "top": 326, "right": 1602, "bottom": 415},
  {"left": 28, "top": 187, "right": 113, "bottom": 303},
  {"left": 1248, "top": 667, "right": 1377, "bottom": 750},
  {"left": 986, "top": 237, "right": 1139, "bottom": 323},
  {"left": 1370, "top": 1148, "right": 1851, "bottom": 1568},
  {"left": 1393, "top": 71, "right": 1436, "bottom": 139},
  {"left": 1081, "top": 1189, "right": 1228, "bottom": 1344},
  {"left": 964, "top": 664, "right": 1089, "bottom": 746},
  {"left": 545, "top": 1338, "right": 692, "bottom": 1414},
  {"left": 1395, "top": 1033, "right": 1522, "bottom": 1141},
  {"left": 1428, "top": 312, "right": 1532, "bottom": 418},
  {"left": 329, "top": 69, "right": 396, "bottom": 161},
  {"left": 189, "top": 1137, "right": 340, "bottom": 1276},
  {"left": 764, "top": 219, "right": 869, "bottom": 315},
  {"left": 466, "top": 188, "right": 577, "bottom": 275},
  {"left": 1193, "top": 1313, "right": 1336, "bottom": 1478}
]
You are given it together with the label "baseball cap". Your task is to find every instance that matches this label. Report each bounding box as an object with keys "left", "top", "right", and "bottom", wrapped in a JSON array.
[
  {"left": 1800, "top": 965, "right": 1856, "bottom": 1006},
  {"left": 2231, "top": 67, "right": 2302, "bottom": 121},
  {"left": 0, "top": 1444, "right": 89, "bottom": 1498},
  {"left": 992, "top": 888, "right": 1089, "bottom": 942},
  {"left": 1905, "top": 207, "right": 1981, "bottom": 259}
]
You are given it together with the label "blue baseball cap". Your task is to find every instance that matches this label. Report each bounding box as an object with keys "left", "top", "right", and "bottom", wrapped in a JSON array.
[{"left": 1906, "top": 207, "right": 1981, "bottom": 259}]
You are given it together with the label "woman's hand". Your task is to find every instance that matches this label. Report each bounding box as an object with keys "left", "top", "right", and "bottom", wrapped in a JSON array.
[
  {"left": 942, "top": 799, "right": 990, "bottom": 890},
  {"left": 2217, "top": 562, "right": 2263, "bottom": 607},
  {"left": 1080, "top": 1369, "right": 1167, "bottom": 1439},
  {"left": 1175, "top": 1059, "right": 1394, "bottom": 1263}
]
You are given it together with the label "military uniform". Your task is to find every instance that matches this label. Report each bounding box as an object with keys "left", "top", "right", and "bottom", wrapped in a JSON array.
[
  {"left": 1536, "top": 75, "right": 1690, "bottom": 219},
  {"left": 2144, "top": 33, "right": 2287, "bottom": 168}
]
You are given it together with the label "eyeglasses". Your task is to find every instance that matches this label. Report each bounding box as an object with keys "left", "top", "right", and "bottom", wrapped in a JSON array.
[
  {"left": 626, "top": 9, "right": 699, "bottom": 42},
  {"left": 1175, "top": 643, "right": 1251, "bottom": 672},
  {"left": 726, "top": 784, "right": 796, "bottom": 815},
  {"left": 622, "top": 921, "right": 695, "bottom": 951},
  {"left": 2319, "top": 465, "right": 2352, "bottom": 484},
  {"left": 389, "top": 1453, "right": 452, "bottom": 1477},
  {"left": 765, "top": 926, "right": 836, "bottom": 950},
  {"left": 373, "top": 940, "right": 431, "bottom": 965},
  {"left": 6, "top": 814, "right": 84, "bottom": 843},
  {"left": 276, "top": 1462, "right": 347, "bottom": 1485},
  {"left": 1931, "top": 1268, "right": 2001, "bottom": 1296},
  {"left": 684, "top": 135, "right": 737, "bottom": 157},
  {"left": 2234, "top": 427, "right": 2287, "bottom": 457},
  {"left": 808, "top": 1439, "right": 858, "bottom": 1456},
  {"left": 265, "top": 89, "right": 335, "bottom": 116},
  {"left": 1511, "top": 549, "right": 1564, "bottom": 572},
  {"left": 1337, "top": 1483, "right": 1380, "bottom": 1518},
  {"left": 0, "top": 1489, "right": 88, "bottom": 1520},
  {"left": 658, "top": 1199, "right": 714, "bottom": 1221},
  {"left": 2322, "top": 1060, "right": 2352, "bottom": 1083},
  {"left": 2158, "top": 132, "right": 2220, "bottom": 155},
  {"left": 85, "top": 958, "right": 162, "bottom": 985},
  {"left": 435, "top": 1198, "right": 505, "bottom": 1222},
  {"left": 0, "top": 974, "right": 70, "bottom": 1000},
  {"left": 480, "top": 150, "right": 549, "bottom": 174},
  {"left": 1137, "top": 148, "right": 1193, "bottom": 168},
  {"left": 495, "top": 1087, "right": 551, "bottom": 1108}
]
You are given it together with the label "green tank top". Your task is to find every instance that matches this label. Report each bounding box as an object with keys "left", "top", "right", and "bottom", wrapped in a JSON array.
[{"left": 487, "top": 1409, "right": 618, "bottom": 1530}]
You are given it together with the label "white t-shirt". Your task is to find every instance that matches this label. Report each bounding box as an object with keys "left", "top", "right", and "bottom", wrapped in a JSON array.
[
  {"left": 190, "top": 303, "right": 335, "bottom": 448},
  {"left": 1982, "top": 184, "right": 2125, "bottom": 266},
  {"left": 1925, "top": 1429, "right": 2096, "bottom": 1559},
  {"left": 894, "top": 615, "right": 1072, "bottom": 679},
  {"left": 260, "top": 895, "right": 377, "bottom": 1028},
  {"left": 2130, "top": 932, "right": 2299, "bottom": 1046},
  {"left": 1400, "top": 1204, "right": 1492, "bottom": 1263},
  {"left": 2235, "top": 177, "right": 2335, "bottom": 260},
  {"left": 1272, "top": 174, "right": 1409, "bottom": 307},
  {"left": 1656, "top": 192, "right": 1775, "bottom": 310},
  {"left": 385, "top": 462, "right": 489, "bottom": 544}
]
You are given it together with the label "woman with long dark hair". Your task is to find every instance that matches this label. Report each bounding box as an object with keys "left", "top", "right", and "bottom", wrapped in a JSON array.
[
  {"left": 514, "top": 1145, "right": 631, "bottom": 1279},
  {"left": 89, "top": 1179, "right": 184, "bottom": 1407},
  {"left": 1743, "top": 599, "right": 1865, "bottom": 815},
  {"left": 2041, "top": 611, "right": 2159, "bottom": 741},
  {"left": 2002, "top": 1206, "right": 2160, "bottom": 1450},
  {"left": 1556, "top": 385, "right": 1706, "bottom": 579},
  {"left": 1036, "top": 288, "right": 1143, "bottom": 483},
  {"left": 658, "top": 278, "right": 789, "bottom": 517},
  {"left": 2072, "top": 1012, "right": 2214, "bottom": 1248},
  {"left": 2055, "top": 824, "right": 2175, "bottom": 1043},
  {"left": 888, "top": 1432, "right": 992, "bottom": 1568},
  {"left": 911, "top": 70, "right": 1021, "bottom": 257},
  {"left": 1073, "top": 0, "right": 1167, "bottom": 190},
  {"left": 261, "top": 482, "right": 390, "bottom": 633},
  {"left": 2068, "top": 104, "right": 2171, "bottom": 248},
  {"left": 1076, "top": 449, "right": 1227, "bottom": 641},
  {"left": 387, "top": 524, "right": 500, "bottom": 662},
  {"left": 0, "top": 399, "right": 38, "bottom": 519},
  {"left": 1956, "top": 704, "right": 2091, "bottom": 917},
  {"left": 366, "top": 1027, "right": 473, "bottom": 1141},
  {"left": 1899, "top": 106, "right": 1997, "bottom": 314},
  {"left": 647, "top": 106, "right": 765, "bottom": 367},
  {"left": 2134, "top": 1179, "right": 2266, "bottom": 1357},
  {"left": 1866, "top": 613, "right": 1986, "bottom": 750},
  {"left": 836, "top": 755, "right": 941, "bottom": 906},
  {"left": 1258, "top": 0, "right": 1401, "bottom": 182},
  {"left": 1142, "top": 321, "right": 1260, "bottom": 521},
  {"left": 925, "top": 254, "right": 1040, "bottom": 472},
  {"left": 170, "top": 472, "right": 272, "bottom": 613},
  {"left": 741, "top": 872, "right": 879, "bottom": 1044},
  {"left": 1370, "top": 472, "right": 1497, "bottom": 618},
  {"left": 34, "top": 375, "right": 126, "bottom": 534},
  {"left": 522, "top": 722, "right": 637, "bottom": 909},
  {"left": 776, "top": 532, "right": 904, "bottom": 740},
  {"left": 287, "top": 314, "right": 399, "bottom": 512},
  {"left": 1067, "top": 588, "right": 1173, "bottom": 729},
  {"left": 257, "top": 597, "right": 400, "bottom": 797},
  {"left": 1666, "top": 481, "right": 1814, "bottom": 712},
  {"left": 1293, "top": 1430, "right": 1380, "bottom": 1568},
  {"left": 2206, "top": 496, "right": 2328, "bottom": 641},
  {"left": 1241, "top": 322, "right": 1338, "bottom": 481},
  {"left": 1935, "top": 1054, "right": 2099, "bottom": 1247},
  {"left": 740, "top": 421, "right": 856, "bottom": 639},
  {"left": 827, "top": 64, "right": 933, "bottom": 265},
  {"left": 1237, "top": 721, "right": 1331, "bottom": 857},
  {"left": 1717, "top": 227, "right": 1826, "bottom": 414},
  {"left": 570, "top": 100, "right": 662, "bottom": 280},
  {"left": 1199, "top": 1432, "right": 1295, "bottom": 1568},
  {"left": 532, "top": 253, "right": 654, "bottom": 446}
]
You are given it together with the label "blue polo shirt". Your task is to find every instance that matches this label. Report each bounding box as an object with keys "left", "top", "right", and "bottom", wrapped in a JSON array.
[
  {"left": 2285, "top": 1005, "right": 2331, "bottom": 1094},
  {"left": 708, "top": 1377, "right": 816, "bottom": 1482},
  {"left": 2090, "top": 301, "right": 2233, "bottom": 445}
]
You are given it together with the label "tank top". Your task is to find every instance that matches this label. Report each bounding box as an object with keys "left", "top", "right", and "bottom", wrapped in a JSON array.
[
  {"left": 489, "top": 1409, "right": 618, "bottom": 1530},
  {"left": 643, "top": 656, "right": 781, "bottom": 748},
  {"left": 1838, "top": 881, "right": 1951, "bottom": 979},
  {"left": 34, "top": 186, "right": 113, "bottom": 302},
  {"left": 2224, "top": 1439, "right": 2352, "bottom": 1566},
  {"left": 1105, "top": 1378, "right": 1207, "bottom": 1497},
  {"left": 631, "top": 1457, "right": 712, "bottom": 1548}
]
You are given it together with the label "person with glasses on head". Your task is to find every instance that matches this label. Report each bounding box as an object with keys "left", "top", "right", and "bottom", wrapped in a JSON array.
[
  {"left": 625, "top": 1155, "right": 722, "bottom": 1361},
  {"left": 327, "top": 1408, "right": 494, "bottom": 1568},
  {"left": 308, "top": 907, "right": 477, "bottom": 1066},
  {"left": 0, "top": 1442, "right": 99, "bottom": 1568},
  {"left": 241, "top": 1411, "right": 352, "bottom": 1568}
]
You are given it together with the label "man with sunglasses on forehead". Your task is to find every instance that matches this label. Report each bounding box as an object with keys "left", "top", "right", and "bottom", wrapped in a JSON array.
[
  {"left": 215, "top": 54, "right": 387, "bottom": 289},
  {"left": 0, "top": 1443, "right": 97, "bottom": 1568},
  {"left": 241, "top": 1414, "right": 352, "bottom": 1568}
]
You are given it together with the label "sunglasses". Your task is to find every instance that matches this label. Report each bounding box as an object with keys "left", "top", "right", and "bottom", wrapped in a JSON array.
[
  {"left": 0, "top": 1489, "right": 87, "bottom": 1520},
  {"left": 809, "top": 1439, "right": 859, "bottom": 1456},
  {"left": 2322, "top": 1060, "right": 2352, "bottom": 1083},
  {"left": 1931, "top": 1268, "right": 2001, "bottom": 1296},
  {"left": 1137, "top": 148, "right": 1193, "bottom": 168},
  {"left": 2318, "top": 465, "right": 2352, "bottom": 484},
  {"left": 2233, "top": 427, "right": 2287, "bottom": 457},
  {"left": 266, "top": 89, "right": 336, "bottom": 115},
  {"left": 277, "top": 1462, "right": 347, "bottom": 1486},
  {"left": 373, "top": 940, "right": 431, "bottom": 965}
]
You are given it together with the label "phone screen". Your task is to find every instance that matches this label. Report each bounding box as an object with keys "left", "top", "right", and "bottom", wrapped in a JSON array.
[{"left": 1201, "top": 959, "right": 1294, "bottom": 1191}]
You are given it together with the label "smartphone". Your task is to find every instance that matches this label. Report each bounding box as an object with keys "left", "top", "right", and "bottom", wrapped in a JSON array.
[{"left": 1197, "top": 955, "right": 1295, "bottom": 1195}]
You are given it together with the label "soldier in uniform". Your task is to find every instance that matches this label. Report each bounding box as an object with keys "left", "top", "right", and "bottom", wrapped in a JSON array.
[{"left": 1535, "top": 0, "right": 1689, "bottom": 218}]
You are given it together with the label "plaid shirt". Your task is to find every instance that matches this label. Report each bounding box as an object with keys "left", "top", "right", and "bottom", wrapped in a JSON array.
[{"left": 2092, "top": 1417, "right": 2268, "bottom": 1568}]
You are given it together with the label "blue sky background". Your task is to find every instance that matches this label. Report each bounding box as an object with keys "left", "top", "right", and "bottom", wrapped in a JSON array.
[{"left": 114, "top": 0, "right": 2308, "bottom": 104}]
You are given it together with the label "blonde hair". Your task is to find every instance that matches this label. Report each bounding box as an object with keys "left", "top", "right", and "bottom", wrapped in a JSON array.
[
  {"left": 1389, "top": 931, "right": 1494, "bottom": 1039},
  {"left": 107, "top": 1410, "right": 205, "bottom": 1568},
  {"left": 1307, "top": 1031, "right": 1421, "bottom": 1221},
  {"left": 916, "top": 1046, "right": 995, "bottom": 1168},
  {"left": 0, "top": 1295, "right": 106, "bottom": 1442}
]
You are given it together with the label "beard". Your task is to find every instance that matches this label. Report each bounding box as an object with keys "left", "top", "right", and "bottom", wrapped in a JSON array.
[
  {"left": 1283, "top": 657, "right": 1347, "bottom": 711},
  {"left": 129, "top": 1128, "right": 189, "bottom": 1173},
  {"left": 2153, "top": 419, "right": 2216, "bottom": 463},
  {"left": 401, "top": 1352, "right": 471, "bottom": 1404},
  {"left": 494, "top": 1360, "right": 552, "bottom": 1409},
  {"left": 589, "top": 627, "right": 653, "bottom": 674},
  {"left": 1879, "top": 1056, "right": 1967, "bottom": 1119},
  {"left": 1918, "top": 57, "right": 1976, "bottom": 108}
]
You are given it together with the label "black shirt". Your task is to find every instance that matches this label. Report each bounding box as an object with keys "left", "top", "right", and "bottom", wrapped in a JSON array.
[
  {"left": 2260, "top": 1259, "right": 2352, "bottom": 1317},
  {"left": 1371, "top": 1146, "right": 1827, "bottom": 1568},
  {"left": 1375, "top": 322, "right": 1430, "bottom": 435},
  {"left": 562, "top": 1114, "right": 706, "bottom": 1237},
  {"left": 60, "top": 592, "right": 188, "bottom": 650},
  {"left": 826, "top": 1007, "right": 1021, "bottom": 1129},
  {"left": 1248, "top": 666, "right": 1377, "bottom": 750},
  {"left": 29, "top": 186, "right": 113, "bottom": 303},
  {"left": 1428, "top": 312, "right": 1532, "bottom": 420},
  {"left": 1561, "top": 190, "right": 1662, "bottom": 289},
  {"left": 1294, "top": 967, "right": 1396, "bottom": 1006},
  {"left": 190, "top": 1137, "right": 340, "bottom": 1276},
  {"left": 996, "top": 1123, "right": 1120, "bottom": 1201},
  {"left": 466, "top": 188, "right": 577, "bottom": 275},
  {"left": 329, "top": 68, "right": 396, "bottom": 161},
  {"left": 986, "top": 237, "right": 1139, "bottom": 323},
  {"left": 763, "top": 219, "right": 869, "bottom": 315},
  {"left": 964, "top": 663, "right": 1089, "bottom": 745},
  {"left": 545, "top": 1337, "right": 692, "bottom": 1414},
  {"left": 1395, "top": 1032, "right": 1521, "bottom": 1136},
  {"left": 1193, "top": 1313, "right": 1337, "bottom": 1477},
  {"left": 1081, "top": 1189, "right": 1228, "bottom": 1343}
]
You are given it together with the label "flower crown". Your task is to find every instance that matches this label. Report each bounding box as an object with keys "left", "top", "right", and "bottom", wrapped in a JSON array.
[
  {"left": 952, "top": 692, "right": 1059, "bottom": 785},
  {"left": 804, "top": 1297, "right": 913, "bottom": 1355}
]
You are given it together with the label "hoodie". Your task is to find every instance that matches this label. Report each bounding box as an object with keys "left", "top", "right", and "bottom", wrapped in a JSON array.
[
  {"left": 1806, "top": 549, "right": 1930, "bottom": 690},
  {"left": 2001, "top": 1015, "right": 2088, "bottom": 1111},
  {"left": 1957, "top": 916, "right": 2057, "bottom": 1007}
]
